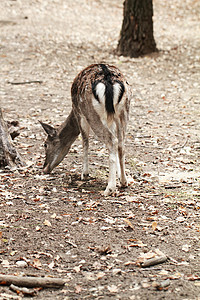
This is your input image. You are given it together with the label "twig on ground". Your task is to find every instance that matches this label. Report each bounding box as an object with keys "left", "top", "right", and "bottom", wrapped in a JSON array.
[
  {"left": 0, "top": 274, "right": 66, "bottom": 288},
  {"left": 8, "top": 80, "right": 43, "bottom": 85},
  {"left": 65, "top": 240, "right": 78, "bottom": 248},
  {"left": 141, "top": 255, "right": 168, "bottom": 268},
  {"left": 10, "top": 284, "right": 37, "bottom": 296},
  {"left": 173, "top": 137, "right": 188, "bottom": 150}
]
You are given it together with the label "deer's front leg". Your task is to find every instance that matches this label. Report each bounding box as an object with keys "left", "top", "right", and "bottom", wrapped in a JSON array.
[{"left": 80, "top": 118, "right": 90, "bottom": 180}]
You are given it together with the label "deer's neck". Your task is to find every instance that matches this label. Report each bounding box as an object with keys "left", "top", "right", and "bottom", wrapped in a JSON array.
[{"left": 58, "top": 109, "right": 80, "bottom": 147}]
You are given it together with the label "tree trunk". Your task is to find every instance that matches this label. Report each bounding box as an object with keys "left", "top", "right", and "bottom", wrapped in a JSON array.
[
  {"left": 117, "top": 0, "right": 157, "bottom": 58},
  {"left": 0, "top": 108, "right": 24, "bottom": 168}
]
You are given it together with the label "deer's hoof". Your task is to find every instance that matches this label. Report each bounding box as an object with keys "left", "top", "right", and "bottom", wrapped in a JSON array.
[
  {"left": 120, "top": 179, "right": 128, "bottom": 188},
  {"left": 104, "top": 185, "right": 116, "bottom": 197},
  {"left": 119, "top": 174, "right": 128, "bottom": 187},
  {"left": 81, "top": 173, "right": 89, "bottom": 181}
]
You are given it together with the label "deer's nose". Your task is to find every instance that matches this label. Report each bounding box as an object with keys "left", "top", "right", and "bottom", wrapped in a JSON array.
[{"left": 43, "top": 164, "right": 51, "bottom": 174}]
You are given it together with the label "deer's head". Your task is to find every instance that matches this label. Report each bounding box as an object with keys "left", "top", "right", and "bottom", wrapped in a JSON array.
[{"left": 39, "top": 121, "right": 66, "bottom": 174}]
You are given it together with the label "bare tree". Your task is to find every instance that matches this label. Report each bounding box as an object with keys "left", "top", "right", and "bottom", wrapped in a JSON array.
[
  {"left": 0, "top": 108, "right": 24, "bottom": 168},
  {"left": 117, "top": 0, "right": 157, "bottom": 57}
]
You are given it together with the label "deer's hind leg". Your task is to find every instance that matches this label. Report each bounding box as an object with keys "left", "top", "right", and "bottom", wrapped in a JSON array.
[
  {"left": 118, "top": 142, "right": 127, "bottom": 187},
  {"left": 116, "top": 119, "right": 127, "bottom": 188},
  {"left": 78, "top": 116, "right": 90, "bottom": 180},
  {"left": 104, "top": 138, "right": 118, "bottom": 196}
]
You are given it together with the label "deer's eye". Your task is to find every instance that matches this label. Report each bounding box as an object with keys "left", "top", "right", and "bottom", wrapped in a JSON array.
[{"left": 44, "top": 143, "right": 47, "bottom": 149}]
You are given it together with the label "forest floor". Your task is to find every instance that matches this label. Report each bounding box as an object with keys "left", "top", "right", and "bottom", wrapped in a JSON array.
[{"left": 0, "top": 0, "right": 200, "bottom": 299}]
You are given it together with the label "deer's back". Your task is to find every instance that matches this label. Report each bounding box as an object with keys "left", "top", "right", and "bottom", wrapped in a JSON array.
[{"left": 71, "top": 64, "right": 130, "bottom": 126}]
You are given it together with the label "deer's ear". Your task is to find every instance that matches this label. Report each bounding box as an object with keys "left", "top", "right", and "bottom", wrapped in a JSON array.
[{"left": 39, "top": 121, "right": 57, "bottom": 138}]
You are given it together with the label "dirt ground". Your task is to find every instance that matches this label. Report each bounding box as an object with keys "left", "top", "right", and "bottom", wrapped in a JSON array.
[{"left": 0, "top": 0, "right": 200, "bottom": 299}]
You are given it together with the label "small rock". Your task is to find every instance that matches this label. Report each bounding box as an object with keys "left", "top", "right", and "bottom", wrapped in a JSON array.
[{"left": 16, "top": 260, "right": 28, "bottom": 267}]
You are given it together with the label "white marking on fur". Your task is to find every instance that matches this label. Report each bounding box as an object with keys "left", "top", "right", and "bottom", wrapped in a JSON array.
[
  {"left": 113, "top": 82, "right": 122, "bottom": 106},
  {"left": 92, "top": 83, "right": 106, "bottom": 120},
  {"left": 95, "top": 82, "right": 105, "bottom": 102}
]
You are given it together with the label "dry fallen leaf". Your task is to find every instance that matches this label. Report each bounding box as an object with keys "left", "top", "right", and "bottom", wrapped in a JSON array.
[
  {"left": 107, "top": 284, "right": 119, "bottom": 293},
  {"left": 129, "top": 240, "right": 147, "bottom": 248},
  {"left": 75, "top": 285, "right": 83, "bottom": 294},
  {"left": 176, "top": 216, "right": 185, "bottom": 223},
  {"left": 182, "top": 244, "right": 191, "bottom": 252},
  {"left": 32, "top": 258, "right": 42, "bottom": 269},
  {"left": 44, "top": 219, "right": 52, "bottom": 227},
  {"left": 128, "top": 239, "right": 147, "bottom": 248},
  {"left": 185, "top": 274, "right": 200, "bottom": 281},
  {"left": 104, "top": 217, "right": 115, "bottom": 224},
  {"left": 112, "top": 268, "right": 122, "bottom": 275},
  {"left": 95, "top": 245, "right": 112, "bottom": 255},
  {"left": 51, "top": 213, "right": 57, "bottom": 219},
  {"left": 123, "top": 218, "right": 134, "bottom": 230},
  {"left": 93, "top": 261, "right": 102, "bottom": 270},
  {"left": 169, "top": 272, "right": 182, "bottom": 280},
  {"left": 152, "top": 221, "right": 158, "bottom": 231},
  {"left": 142, "top": 282, "right": 151, "bottom": 288},
  {"left": 74, "top": 265, "right": 81, "bottom": 273},
  {"left": 48, "top": 261, "right": 55, "bottom": 269},
  {"left": 1, "top": 260, "right": 10, "bottom": 268},
  {"left": 84, "top": 272, "right": 96, "bottom": 281},
  {"left": 96, "top": 271, "right": 105, "bottom": 279},
  {"left": 124, "top": 261, "right": 135, "bottom": 266},
  {"left": 158, "top": 269, "right": 169, "bottom": 276}
]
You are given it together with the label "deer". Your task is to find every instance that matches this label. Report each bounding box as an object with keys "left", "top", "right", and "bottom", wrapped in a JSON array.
[{"left": 40, "top": 64, "right": 131, "bottom": 196}]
